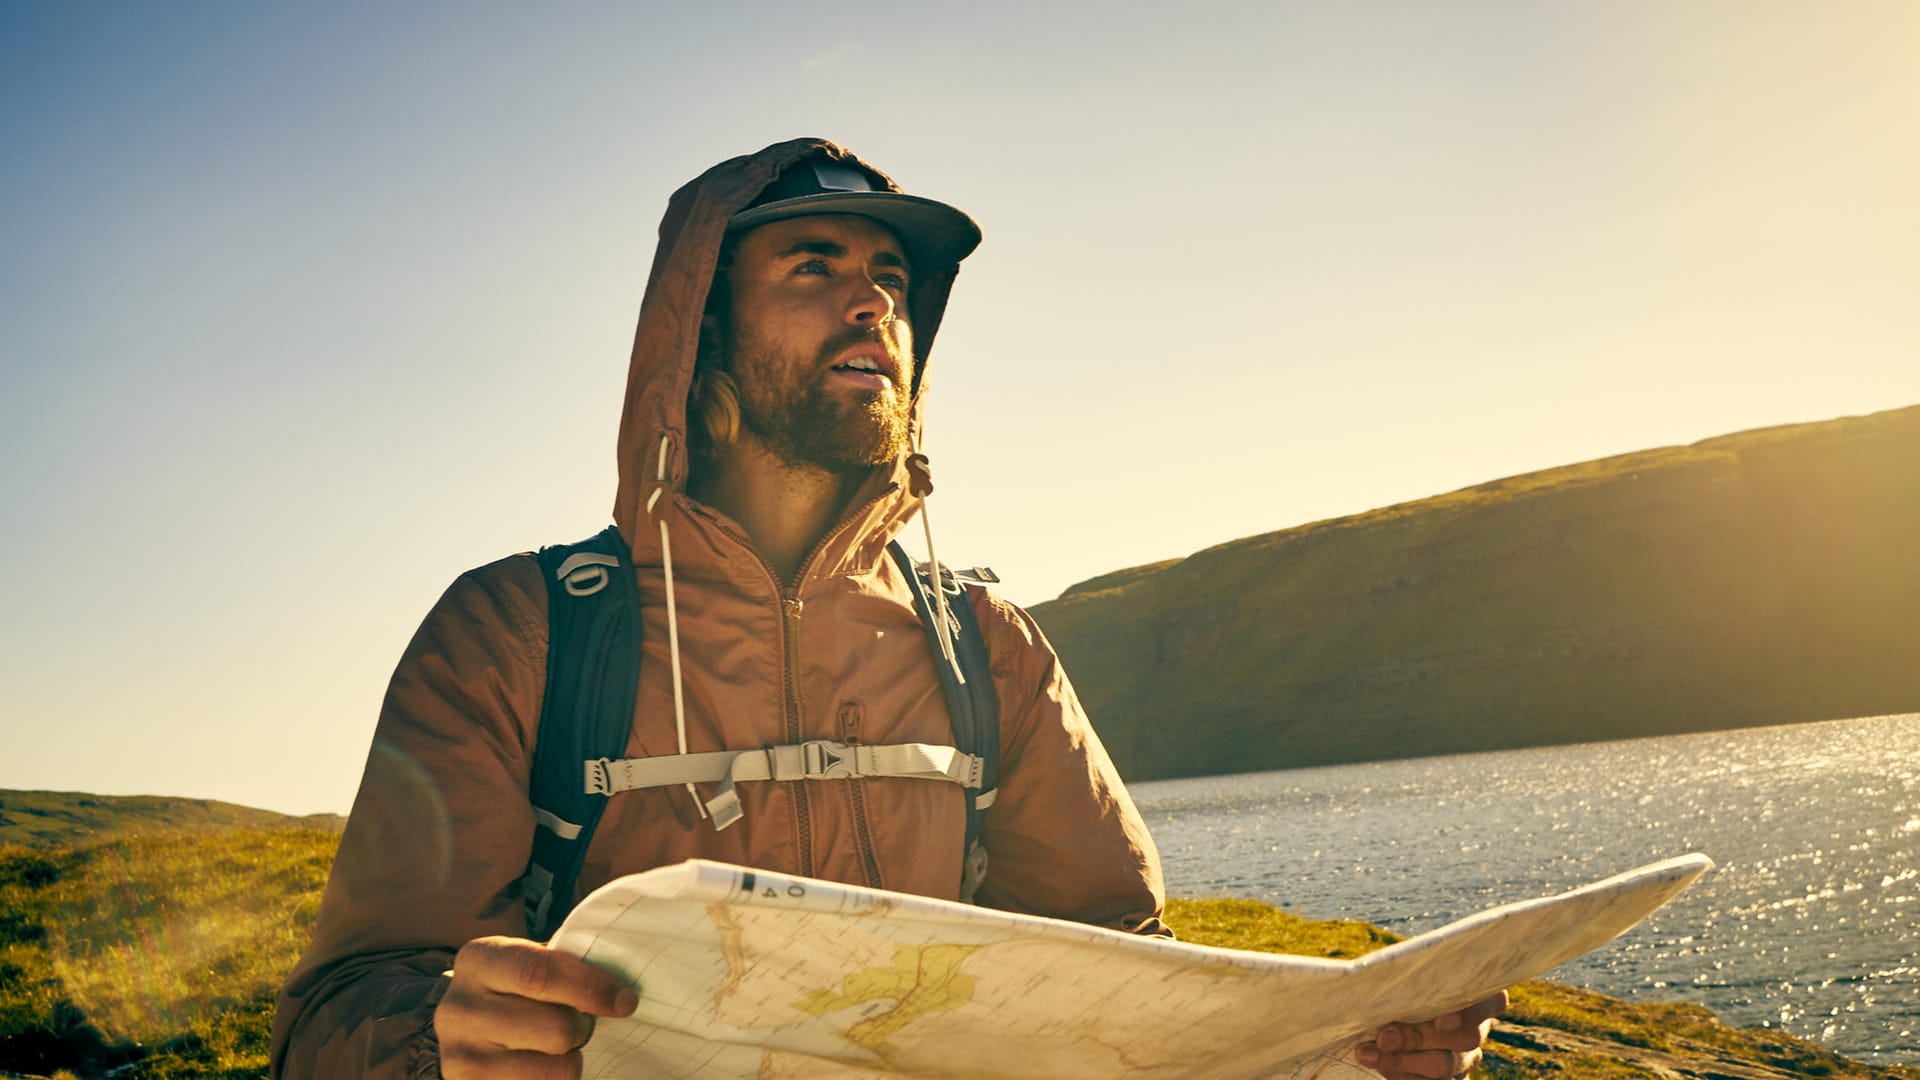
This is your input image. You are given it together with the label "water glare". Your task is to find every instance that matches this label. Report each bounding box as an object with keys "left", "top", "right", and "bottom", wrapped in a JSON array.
[{"left": 1132, "top": 713, "right": 1920, "bottom": 1064}]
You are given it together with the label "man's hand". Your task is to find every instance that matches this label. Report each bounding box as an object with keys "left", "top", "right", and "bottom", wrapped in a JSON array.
[
  {"left": 1353, "top": 990, "right": 1507, "bottom": 1079},
  {"left": 435, "top": 936, "right": 640, "bottom": 1079}
]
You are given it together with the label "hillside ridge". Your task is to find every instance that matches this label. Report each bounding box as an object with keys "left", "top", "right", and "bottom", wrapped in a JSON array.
[
  {"left": 1033, "top": 405, "right": 1920, "bottom": 781},
  {"left": 0, "top": 789, "right": 344, "bottom": 850},
  {"left": 1059, "top": 405, "right": 1918, "bottom": 600}
]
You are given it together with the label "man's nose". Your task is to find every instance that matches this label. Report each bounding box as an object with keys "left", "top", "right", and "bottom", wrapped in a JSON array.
[{"left": 846, "top": 278, "right": 896, "bottom": 325}]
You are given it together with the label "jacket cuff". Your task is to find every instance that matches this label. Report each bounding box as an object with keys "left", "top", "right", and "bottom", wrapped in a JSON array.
[{"left": 405, "top": 973, "right": 452, "bottom": 1079}]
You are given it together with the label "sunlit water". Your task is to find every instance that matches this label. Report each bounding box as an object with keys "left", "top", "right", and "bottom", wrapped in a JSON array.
[{"left": 1131, "top": 713, "right": 1920, "bottom": 1064}]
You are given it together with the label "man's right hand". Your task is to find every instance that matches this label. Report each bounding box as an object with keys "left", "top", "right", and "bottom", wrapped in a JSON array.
[{"left": 435, "top": 936, "right": 640, "bottom": 1079}]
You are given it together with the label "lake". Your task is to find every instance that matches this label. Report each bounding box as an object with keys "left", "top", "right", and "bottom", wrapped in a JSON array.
[{"left": 1129, "top": 712, "right": 1920, "bottom": 1065}]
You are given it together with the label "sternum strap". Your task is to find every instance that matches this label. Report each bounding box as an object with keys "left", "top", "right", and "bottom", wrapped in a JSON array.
[{"left": 586, "top": 740, "right": 985, "bottom": 831}]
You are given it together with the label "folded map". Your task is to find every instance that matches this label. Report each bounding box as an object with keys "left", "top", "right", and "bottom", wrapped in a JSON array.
[{"left": 554, "top": 853, "right": 1714, "bottom": 1079}]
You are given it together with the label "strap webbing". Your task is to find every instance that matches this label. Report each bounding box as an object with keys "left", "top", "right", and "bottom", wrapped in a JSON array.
[
  {"left": 589, "top": 740, "right": 984, "bottom": 794},
  {"left": 587, "top": 739, "right": 985, "bottom": 830},
  {"left": 888, "top": 541, "right": 1001, "bottom": 864},
  {"left": 523, "top": 525, "right": 640, "bottom": 941}
]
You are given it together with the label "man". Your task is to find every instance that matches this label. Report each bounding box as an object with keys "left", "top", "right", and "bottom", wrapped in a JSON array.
[{"left": 272, "top": 139, "right": 1501, "bottom": 1079}]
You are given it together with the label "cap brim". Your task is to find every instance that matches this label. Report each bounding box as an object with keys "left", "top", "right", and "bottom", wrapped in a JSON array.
[{"left": 727, "top": 191, "right": 982, "bottom": 273}]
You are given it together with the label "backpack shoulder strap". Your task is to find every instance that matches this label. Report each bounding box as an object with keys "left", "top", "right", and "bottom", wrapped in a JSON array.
[
  {"left": 522, "top": 524, "right": 640, "bottom": 940},
  {"left": 887, "top": 541, "right": 1000, "bottom": 897}
]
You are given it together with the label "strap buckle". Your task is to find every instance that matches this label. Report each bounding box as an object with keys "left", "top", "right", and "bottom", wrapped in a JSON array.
[
  {"left": 556, "top": 552, "right": 619, "bottom": 597},
  {"left": 804, "top": 740, "right": 856, "bottom": 779},
  {"left": 913, "top": 559, "right": 1000, "bottom": 591},
  {"left": 766, "top": 740, "right": 857, "bottom": 782},
  {"left": 585, "top": 757, "right": 614, "bottom": 796},
  {"left": 961, "top": 754, "right": 985, "bottom": 789}
]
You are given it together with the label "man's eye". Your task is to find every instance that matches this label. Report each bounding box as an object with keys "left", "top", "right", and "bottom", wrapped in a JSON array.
[
  {"left": 876, "top": 272, "right": 909, "bottom": 291},
  {"left": 794, "top": 258, "right": 830, "bottom": 276}
]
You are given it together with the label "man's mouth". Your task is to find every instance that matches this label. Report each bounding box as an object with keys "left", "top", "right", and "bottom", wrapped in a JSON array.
[
  {"left": 829, "top": 348, "right": 898, "bottom": 388},
  {"left": 834, "top": 355, "right": 885, "bottom": 376}
]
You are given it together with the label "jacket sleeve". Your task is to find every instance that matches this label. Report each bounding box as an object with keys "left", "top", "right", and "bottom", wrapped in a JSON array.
[
  {"left": 271, "top": 555, "right": 550, "bottom": 1079},
  {"left": 969, "top": 590, "right": 1171, "bottom": 937}
]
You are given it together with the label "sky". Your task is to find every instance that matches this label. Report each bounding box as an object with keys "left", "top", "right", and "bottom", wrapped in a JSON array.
[{"left": 2, "top": 2, "right": 1916, "bottom": 816}]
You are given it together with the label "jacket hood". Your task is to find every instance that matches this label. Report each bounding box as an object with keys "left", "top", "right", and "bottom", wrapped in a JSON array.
[{"left": 612, "top": 138, "right": 970, "bottom": 562}]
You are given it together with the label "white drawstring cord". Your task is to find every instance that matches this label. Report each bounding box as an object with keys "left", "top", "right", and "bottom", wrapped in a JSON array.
[
  {"left": 912, "top": 431, "right": 964, "bottom": 686},
  {"left": 920, "top": 505, "right": 963, "bottom": 685},
  {"left": 649, "top": 433, "right": 705, "bottom": 817}
]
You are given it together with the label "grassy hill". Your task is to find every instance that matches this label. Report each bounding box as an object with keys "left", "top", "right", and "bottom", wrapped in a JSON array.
[
  {"left": 1, "top": 804, "right": 1915, "bottom": 1078},
  {"left": 0, "top": 791, "right": 342, "bottom": 851},
  {"left": 1033, "top": 405, "right": 1920, "bottom": 781},
  {"left": 0, "top": 828, "right": 336, "bottom": 1078}
]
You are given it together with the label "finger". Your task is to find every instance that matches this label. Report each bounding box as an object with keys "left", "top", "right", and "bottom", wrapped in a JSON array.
[
  {"left": 441, "top": 1044, "right": 585, "bottom": 1080},
  {"left": 1436, "top": 989, "right": 1509, "bottom": 1033},
  {"left": 454, "top": 937, "right": 640, "bottom": 1017},
  {"left": 1372, "top": 1022, "right": 1422, "bottom": 1054},
  {"left": 1418, "top": 1016, "right": 1497, "bottom": 1054},
  {"left": 1415, "top": 989, "right": 1507, "bottom": 1052},
  {"left": 436, "top": 988, "right": 595, "bottom": 1056}
]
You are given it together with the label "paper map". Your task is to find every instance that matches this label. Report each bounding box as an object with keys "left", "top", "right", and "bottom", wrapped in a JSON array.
[{"left": 552, "top": 853, "right": 1713, "bottom": 1079}]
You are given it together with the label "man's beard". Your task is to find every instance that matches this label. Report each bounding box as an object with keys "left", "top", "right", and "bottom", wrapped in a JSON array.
[{"left": 729, "top": 324, "right": 912, "bottom": 475}]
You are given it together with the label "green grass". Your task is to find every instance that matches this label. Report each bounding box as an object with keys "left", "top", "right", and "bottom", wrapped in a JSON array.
[
  {"left": 0, "top": 827, "right": 338, "bottom": 1078},
  {"left": 1163, "top": 896, "right": 1398, "bottom": 959}
]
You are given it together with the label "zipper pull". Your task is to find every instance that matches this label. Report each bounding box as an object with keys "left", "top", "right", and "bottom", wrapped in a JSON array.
[{"left": 782, "top": 596, "right": 804, "bottom": 621}]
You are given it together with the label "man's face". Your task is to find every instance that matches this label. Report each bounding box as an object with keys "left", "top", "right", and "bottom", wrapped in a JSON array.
[{"left": 718, "top": 213, "right": 917, "bottom": 473}]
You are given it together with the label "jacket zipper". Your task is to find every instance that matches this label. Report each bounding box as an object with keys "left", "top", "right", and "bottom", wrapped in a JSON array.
[
  {"left": 781, "top": 486, "right": 895, "bottom": 886},
  {"left": 778, "top": 592, "right": 812, "bottom": 877},
  {"left": 847, "top": 766, "right": 883, "bottom": 888},
  {"left": 681, "top": 485, "right": 898, "bottom": 882}
]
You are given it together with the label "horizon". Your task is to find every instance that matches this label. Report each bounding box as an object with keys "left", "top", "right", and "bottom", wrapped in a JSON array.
[{"left": 3, "top": 2, "right": 1917, "bottom": 815}]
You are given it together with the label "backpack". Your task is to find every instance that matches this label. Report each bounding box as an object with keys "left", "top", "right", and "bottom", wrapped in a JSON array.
[{"left": 518, "top": 525, "right": 1000, "bottom": 940}]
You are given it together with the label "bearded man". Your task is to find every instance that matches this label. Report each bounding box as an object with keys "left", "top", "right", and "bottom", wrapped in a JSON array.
[{"left": 272, "top": 139, "right": 1502, "bottom": 1080}]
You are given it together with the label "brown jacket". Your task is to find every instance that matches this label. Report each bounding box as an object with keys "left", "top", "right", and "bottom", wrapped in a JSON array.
[{"left": 271, "top": 138, "right": 1165, "bottom": 1078}]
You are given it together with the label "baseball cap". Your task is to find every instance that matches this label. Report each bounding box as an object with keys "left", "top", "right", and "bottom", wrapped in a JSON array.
[{"left": 727, "top": 157, "right": 982, "bottom": 272}]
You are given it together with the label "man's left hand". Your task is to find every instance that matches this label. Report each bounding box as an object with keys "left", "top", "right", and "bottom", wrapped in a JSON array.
[{"left": 1353, "top": 990, "right": 1507, "bottom": 1079}]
